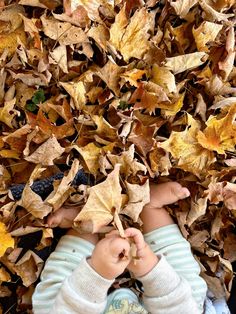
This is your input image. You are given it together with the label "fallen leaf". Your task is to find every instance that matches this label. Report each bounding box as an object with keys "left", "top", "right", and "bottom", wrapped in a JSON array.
[
  {"left": 46, "top": 159, "right": 80, "bottom": 210},
  {"left": 121, "top": 180, "right": 150, "bottom": 222},
  {"left": 25, "top": 136, "right": 65, "bottom": 166},
  {"left": 170, "top": 0, "right": 198, "bottom": 18},
  {"left": 14, "top": 250, "right": 43, "bottom": 287},
  {"left": 151, "top": 64, "right": 177, "bottom": 94},
  {"left": 165, "top": 52, "right": 208, "bottom": 74},
  {"left": 160, "top": 114, "right": 216, "bottom": 176},
  {"left": 192, "top": 21, "right": 223, "bottom": 52},
  {"left": 109, "top": 7, "right": 154, "bottom": 62},
  {"left": 199, "top": 0, "right": 235, "bottom": 22},
  {"left": 49, "top": 45, "right": 68, "bottom": 73},
  {"left": 218, "top": 27, "right": 235, "bottom": 80},
  {"left": 74, "top": 164, "right": 124, "bottom": 234},
  {"left": 0, "top": 222, "right": 14, "bottom": 257},
  {"left": 0, "top": 98, "right": 18, "bottom": 128},
  {"left": 197, "top": 104, "right": 236, "bottom": 154}
]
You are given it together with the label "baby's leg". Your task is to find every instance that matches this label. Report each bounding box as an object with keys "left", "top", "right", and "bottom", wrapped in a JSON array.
[{"left": 47, "top": 206, "right": 81, "bottom": 228}]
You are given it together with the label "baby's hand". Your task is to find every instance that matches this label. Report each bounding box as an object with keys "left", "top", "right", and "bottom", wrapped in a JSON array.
[
  {"left": 88, "top": 233, "right": 131, "bottom": 280},
  {"left": 125, "top": 228, "right": 158, "bottom": 278}
]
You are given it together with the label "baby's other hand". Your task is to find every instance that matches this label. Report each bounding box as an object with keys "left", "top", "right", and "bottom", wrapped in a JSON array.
[
  {"left": 125, "top": 228, "right": 158, "bottom": 278},
  {"left": 88, "top": 233, "right": 131, "bottom": 280}
]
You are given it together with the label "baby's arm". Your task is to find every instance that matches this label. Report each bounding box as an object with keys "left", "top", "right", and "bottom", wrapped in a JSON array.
[
  {"left": 32, "top": 231, "right": 131, "bottom": 314},
  {"left": 139, "top": 182, "right": 207, "bottom": 313},
  {"left": 126, "top": 228, "right": 200, "bottom": 314}
]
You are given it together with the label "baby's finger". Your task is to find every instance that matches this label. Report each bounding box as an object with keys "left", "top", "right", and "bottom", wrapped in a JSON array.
[
  {"left": 109, "top": 237, "right": 131, "bottom": 260},
  {"left": 124, "top": 228, "right": 146, "bottom": 251}
]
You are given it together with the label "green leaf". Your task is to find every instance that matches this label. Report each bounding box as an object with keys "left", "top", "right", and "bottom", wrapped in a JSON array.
[
  {"left": 25, "top": 102, "right": 37, "bottom": 112},
  {"left": 117, "top": 100, "right": 131, "bottom": 110},
  {"left": 32, "top": 89, "right": 45, "bottom": 105}
]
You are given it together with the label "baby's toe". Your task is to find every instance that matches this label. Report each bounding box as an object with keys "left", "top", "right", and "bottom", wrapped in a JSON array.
[{"left": 171, "top": 183, "right": 190, "bottom": 200}]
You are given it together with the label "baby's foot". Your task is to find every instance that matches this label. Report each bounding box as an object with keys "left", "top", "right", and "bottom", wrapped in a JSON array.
[
  {"left": 47, "top": 206, "right": 81, "bottom": 228},
  {"left": 146, "top": 182, "right": 190, "bottom": 209}
]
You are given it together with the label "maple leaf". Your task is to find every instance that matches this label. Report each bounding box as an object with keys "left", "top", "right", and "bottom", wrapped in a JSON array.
[
  {"left": 74, "top": 164, "right": 124, "bottom": 235},
  {"left": 109, "top": 7, "right": 154, "bottom": 62},
  {"left": 160, "top": 114, "right": 216, "bottom": 176},
  {"left": 46, "top": 159, "right": 80, "bottom": 210},
  {"left": 25, "top": 136, "right": 65, "bottom": 166},
  {"left": 165, "top": 52, "right": 208, "bottom": 74},
  {"left": 170, "top": 0, "right": 198, "bottom": 18},
  {"left": 0, "top": 98, "right": 18, "bottom": 128},
  {"left": 121, "top": 180, "right": 150, "bottom": 222},
  {"left": 197, "top": 104, "right": 236, "bottom": 154},
  {"left": 192, "top": 22, "right": 222, "bottom": 53},
  {"left": 0, "top": 222, "right": 14, "bottom": 257}
]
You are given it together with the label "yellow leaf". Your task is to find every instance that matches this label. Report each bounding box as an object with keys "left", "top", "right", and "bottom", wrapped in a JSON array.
[
  {"left": 197, "top": 103, "right": 236, "bottom": 154},
  {"left": 160, "top": 114, "right": 216, "bottom": 176},
  {"left": 151, "top": 64, "right": 176, "bottom": 94},
  {"left": 0, "top": 26, "right": 27, "bottom": 55},
  {"left": 109, "top": 7, "right": 153, "bottom": 62},
  {"left": 74, "top": 164, "right": 123, "bottom": 234},
  {"left": 193, "top": 21, "right": 223, "bottom": 52},
  {"left": 170, "top": 0, "right": 198, "bottom": 18},
  {"left": 60, "top": 81, "right": 87, "bottom": 111},
  {"left": 159, "top": 93, "right": 185, "bottom": 116},
  {"left": 0, "top": 98, "right": 17, "bottom": 128},
  {"left": 0, "top": 149, "right": 20, "bottom": 159},
  {"left": 0, "top": 222, "right": 14, "bottom": 257},
  {"left": 73, "top": 142, "right": 114, "bottom": 176},
  {"left": 165, "top": 52, "right": 208, "bottom": 74}
]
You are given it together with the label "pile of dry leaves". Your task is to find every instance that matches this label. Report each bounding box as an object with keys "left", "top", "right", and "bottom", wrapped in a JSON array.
[{"left": 0, "top": 0, "right": 236, "bottom": 312}]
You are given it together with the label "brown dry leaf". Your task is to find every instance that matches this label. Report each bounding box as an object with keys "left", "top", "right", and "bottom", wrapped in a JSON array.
[
  {"left": 187, "top": 196, "right": 208, "bottom": 226},
  {"left": 128, "top": 120, "right": 156, "bottom": 157},
  {"left": 218, "top": 27, "right": 235, "bottom": 81},
  {"left": 121, "top": 180, "right": 150, "bottom": 222},
  {"left": 14, "top": 250, "right": 43, "bottom": 287},
  {"left": 74, "top": 164, "right": 124, "bottom": 234},
  {"left": 25, "top": 136, "right": 65, "bottom": 166},
  {"left": 106, "top": 144, "right": 147, "bottom": 177},
  {"left": 91, "top": 115, "right": 118, "bottom": 142},
  {"left": 160, "top": 114, "right": 216, "bottom": 176},
  {"left": 223, "top": 233, "right": 236, "bottom": 262},
  {"left": 199, "top": 0, "right": 235, "bottom": 22},
  {"left": 46, "top": 159, "right": 80, "bottom": 210},
  {"left": 197, "top": 103, "right": 236, "bottom": 154},
  {"left": 192, "top": 21, "right": 223, "bottom": 52},
  {"left": 170, "top": 0, "right": 198, "bottom": 18},
  {"left": 0, "top": 222, "right": 14, "bottom": 257},
  {"left": 41, "top": 15, "right": 88, "bottom": 46},
  {"left": 109, "top": 7, "right": 154, "bottom": 62},
  {"left": 49, "top": 45, "right": 68, "bottom": 73},
  {"left": 0, "top": 4, "right": 24, "bottom": 31},
  {"left": 149, "top": 145, "right": 171, "bottom": 176},
  {"left": 131, "top": 82, "right": 170, "bottom": 114},
  {"left": 0, "top": 267, "right": 11, "bottom": 282},
  {"left": 70, "top": 0, "right": 114, "bottom": 23},
  {"left": 87, "top": 24, "right": 109, "bottom": 51},
  {"left": 165, "top": 52, "right": 208, "bottom": 74},
  {"left": 73, "top": 142, "right": 114, "bottom": 176},
  {"left": 0, "top": 98, "right": 18, "bottom": 128},
  {"left": 18, "top": 184, "right": 52, "bottom": 219},
  {"left": 60, "top": 81, "right": 87, "bottom": 111}
]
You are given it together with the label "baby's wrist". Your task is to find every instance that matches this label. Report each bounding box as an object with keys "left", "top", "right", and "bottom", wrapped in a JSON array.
[{"left": 87, "top": 257, "right": 116, "bottom": 280}]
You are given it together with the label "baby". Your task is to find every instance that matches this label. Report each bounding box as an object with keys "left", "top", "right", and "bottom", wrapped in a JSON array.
[{"left": 32, "top": 182, "right": 224, "bottom": 314}]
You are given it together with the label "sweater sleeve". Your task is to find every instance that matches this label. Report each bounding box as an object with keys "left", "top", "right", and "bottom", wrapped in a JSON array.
[
  {"left": 32, "top": 235, "right": 113, "bottom": 314},
  {"left": 137, "top": 254, "right": 200, "bottom": 314},
  {"left": 144, "top": 224, "right": 207, "bottom": 312}
]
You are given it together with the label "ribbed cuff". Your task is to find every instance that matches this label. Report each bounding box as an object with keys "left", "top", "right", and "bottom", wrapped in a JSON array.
[
  {"left": 69, "top": 258, "right": 114, "bottom": 303},
  {"left": 144, "top": 224, "right": 186, "bottom": 250},
  {"left": 137, "top": 254, "right": 181, "bottom": 298}
]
